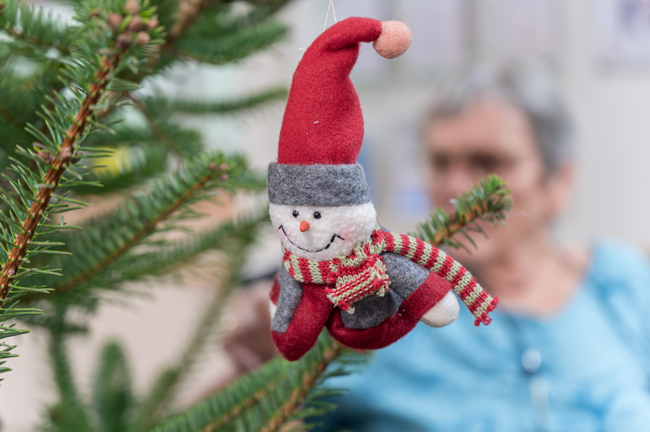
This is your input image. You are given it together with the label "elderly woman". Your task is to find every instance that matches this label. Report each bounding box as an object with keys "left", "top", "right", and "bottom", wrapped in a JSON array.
[{"left": 316, "top": 64, "right": 650, "bottom": 431}]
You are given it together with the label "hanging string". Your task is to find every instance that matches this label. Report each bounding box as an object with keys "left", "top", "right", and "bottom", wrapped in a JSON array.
[
  {"left": 323, "top": 0, "right": 337, "bottom": 32},
  {"left": 300, "top": 0, "right": 337, "bottom": 55}
]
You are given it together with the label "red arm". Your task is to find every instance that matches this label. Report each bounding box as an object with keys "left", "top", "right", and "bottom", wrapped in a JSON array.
[{"left": 270, "top": 272, "right": 334, "bottom": 361}]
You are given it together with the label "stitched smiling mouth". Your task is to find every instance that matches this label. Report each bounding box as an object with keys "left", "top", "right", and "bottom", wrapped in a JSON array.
[{"left": 278, "top": 225, "right": 345, "bottom": 253}]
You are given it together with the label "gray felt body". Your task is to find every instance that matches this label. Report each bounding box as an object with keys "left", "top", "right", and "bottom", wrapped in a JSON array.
[
  {"left": 271, "top": 266, "right": 303, "bottom": 333},
  {"left": 340, "top": 290, "right": 402, "bottom": 329},
  {"left": 267, "top": 162, "right": 371, "bottom": 206},
  {"left": 382, "top": 252, "right": 430, "bottom": 299},
  {"left": 340, "top": 252, "right": 430, "bottom": 330}
]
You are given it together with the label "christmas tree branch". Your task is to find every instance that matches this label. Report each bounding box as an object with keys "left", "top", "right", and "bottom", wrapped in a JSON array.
[
  {"left": 147, "top": 333, "right": 346, "bottom": 432},
  {"left": 182, "top": 341, "right": 342, "bottom": 432},
  {"left": 93, "top": 341, "right": 135, "bottom": 432},
  {"left": 24, "top": 154, "right": 242, "bottom": 302},
  {"left": 0, "top": 50, "right": 123, "bottom": 302},
  {"left": 103, "top": 212, "right": 268, "bottom": 288},
  {"left": 5, "top": 24, "right": 71, "bottom": 55},
  {"left": 259, "top": 341, "right": 344, "bottom": 432},
  {"left": 0, "top": 105, "right": 20, "bottom": 127},
  {"left": 168, "top": 0, "right": 216, "bottom": 44},
  {"left": 0, "top": 0, "right": 164, "bottom": 378},
  {"left": 133, "top": 214, "right": 266, "bottom": 430},
  {"left": 59, "top": 169, "right": 211, "bottom": 290},
  {"left": 197, "top": 376, "right": 287, "bottom": 432},
  {"left": 176, "top": 19, "right": 288, "bottom": 66},
  {"left": 130, "top": 94, "right": 197, "bottom": 159},
  {"left": 46, "top": 316, "right": 94, "bottom": 430},
  {"left": 0, "top": 0, "right": 164, "bottom": 303},
  {"left": 413, "top": 174, "right": 513, "bottom": 251},
  {"left": 72, "top": 124, "right": 204, "bottom": 196},
  {"left": 152, "top": 86, "right": 288, "bottom": 115},
  {"left": 0, "top": 0, "right": 73, "bottom": 54}
]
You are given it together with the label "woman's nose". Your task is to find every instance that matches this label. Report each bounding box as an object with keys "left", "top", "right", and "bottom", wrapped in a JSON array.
[
  {"left": 443, "top": 167, "right": 477, "bottom": 199},
  {"left": 300, "top": 220, "right": 310, "bottom": 232}
]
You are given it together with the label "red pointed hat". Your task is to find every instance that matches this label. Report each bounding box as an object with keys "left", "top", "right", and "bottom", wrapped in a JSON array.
[{"left": 268, "top": 17, "right": 412, "bottom": 207}]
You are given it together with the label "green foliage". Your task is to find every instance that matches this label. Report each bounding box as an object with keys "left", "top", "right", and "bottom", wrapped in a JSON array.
[
  {"left": 131, "top": 213, "right": 266, "bottom": 431},
  {"left": 0, "top": 0, "right": 165, "bottom": 380},
  {"left": 174, "top": 0, "right": 290, "bottom": 66},
  {"left": 0, "top": 0, "right": 327, "bottom": 427},
  {"left": 93, "top": 209, "right": 269, "bottom": 296},
  {"left": 413, "top": 174, "right": 513, "bottom": 252},
  {"left": 22, "top": 152, "right": 246, "bottom": 308},
  {"left": 0, "top": 0, "right": 74, "bottom": 54},
  {"left": 0, "top": 0, "right": 290, "bottom": 382},
  {"left": 0, "top": 0, "right": 515, "bottom": 430},
  {"left": 72, "top": 143, "right": 170, "bottom": 194},
  {"left": 45, "top": 323, "right": 95, "bottom": 432},
  {"left": 94, "top": 342, "right": 136, "bottom": 432},
  {"left": 145, "top": 86, "right": 288, "bottom": 116},
  {"left": 0, "top": 0, "right": 291, "bottom": 408},
  {"left": 36, "top": 213, "right": 269, "bottom": 432},
  {"left": 179, "top": 18, "right": 288, "bottom": 65},
  {"left": 148, "top": 332, "right": 351, "bottom": 432}
]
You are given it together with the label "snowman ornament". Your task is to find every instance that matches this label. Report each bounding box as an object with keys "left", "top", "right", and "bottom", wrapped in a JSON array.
[{"left": 267, "top": 17, "right": 497, "bottom": 361}]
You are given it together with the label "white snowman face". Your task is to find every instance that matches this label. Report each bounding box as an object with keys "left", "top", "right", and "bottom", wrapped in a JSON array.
[{"left": 269, "top": 202, "right": 377, "bottom": 261}]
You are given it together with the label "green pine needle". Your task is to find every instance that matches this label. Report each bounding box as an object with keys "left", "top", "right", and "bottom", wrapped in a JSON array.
[
  {"left": 94, "top": 341, "right": 136, "bottom": 432},
  {"left": 22, "top": 152, "right": 247, "bottom": 305},
  {"left": 147, "top": 86, "right": 288, "bottom": 116},
  {"left": 132, "top": 211, "right": 268, "bottom": 431},
  {"left": 178, "top": 19, "right": 288, "bottom": 65},
  {"left": 0, "top": 0, "right": 164, "bottom": 379},
  {"left": 147, "top": 333, "right": 349, "bottom": 432},
  {"left": 413, "top": 174, "right": 513, "bottom": 251},
  {"left": 0, "top": 0, "right": 74, "bottom": 54}
]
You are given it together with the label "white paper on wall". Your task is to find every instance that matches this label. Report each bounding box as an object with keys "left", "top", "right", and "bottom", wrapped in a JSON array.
[{"left": 595, "top": 0, "right": 650, "bottom": 66}]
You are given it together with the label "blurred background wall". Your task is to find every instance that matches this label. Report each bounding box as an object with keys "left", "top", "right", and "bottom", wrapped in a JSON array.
[{"left": 4, "top": 0, "right": 650, "bottom": 430}]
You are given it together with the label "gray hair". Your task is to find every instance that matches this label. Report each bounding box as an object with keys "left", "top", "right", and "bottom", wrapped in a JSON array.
[{"left": 427, "top": 63, "right": 574, "bottom": 175}]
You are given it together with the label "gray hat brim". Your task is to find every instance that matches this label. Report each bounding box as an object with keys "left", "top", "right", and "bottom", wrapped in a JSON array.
[{"left": 267, "top": 162, "right": 371, "bottom": 207}]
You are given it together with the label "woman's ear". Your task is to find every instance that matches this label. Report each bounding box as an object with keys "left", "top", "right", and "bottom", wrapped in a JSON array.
[{"left": 547, "top": 159, "right": 577, "bottom": 218}]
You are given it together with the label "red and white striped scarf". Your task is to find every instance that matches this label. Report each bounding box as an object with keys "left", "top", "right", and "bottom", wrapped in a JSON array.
[{"left": 282, "top": 228, "right": 498, "bottom": 326}]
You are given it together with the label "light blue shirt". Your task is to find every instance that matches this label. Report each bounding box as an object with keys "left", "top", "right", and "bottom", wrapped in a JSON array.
[{"left": 317, "top": 240, "right": 650, "bottom": 432}]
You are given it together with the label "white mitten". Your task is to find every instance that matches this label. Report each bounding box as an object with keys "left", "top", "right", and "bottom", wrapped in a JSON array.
[
  {"left": 420, "top": 291, "right": 459, "bottom": 328},
  {"left": 269, "top": 300, "right": 278, "bottom": 321}
]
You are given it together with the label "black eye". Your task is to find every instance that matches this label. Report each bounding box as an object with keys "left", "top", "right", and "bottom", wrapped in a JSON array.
[
  {"left": 313, "top": 212, "right": 321, "bottom": 219},
  {"left": 292, "top": 210, "right": 299, "bottom": 218}
]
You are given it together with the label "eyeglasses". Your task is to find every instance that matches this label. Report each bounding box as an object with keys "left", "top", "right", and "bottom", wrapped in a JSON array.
[{"left": 429, "top": 150, "right": 535, "bottom": 178}]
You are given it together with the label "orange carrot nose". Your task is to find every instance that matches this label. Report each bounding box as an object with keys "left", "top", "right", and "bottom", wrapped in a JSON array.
[{"left": 300, "top": 220, "right": 310, "bottom": 232}]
